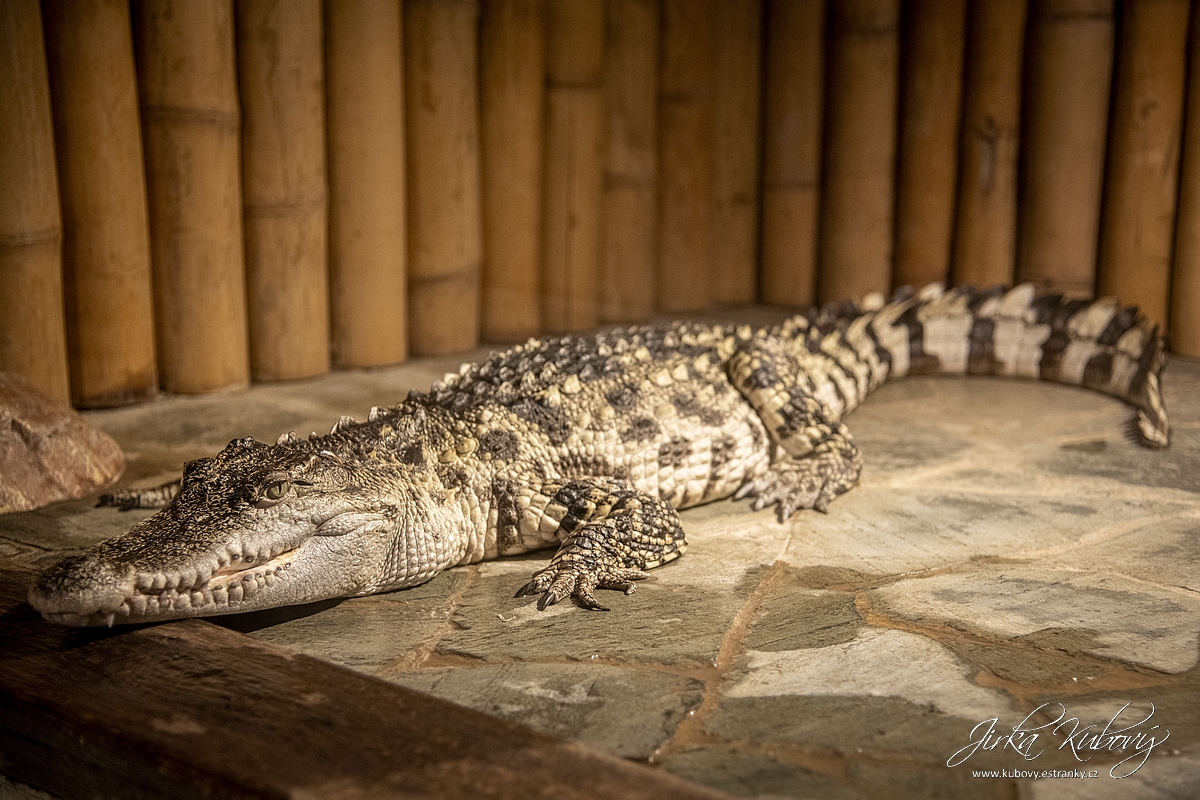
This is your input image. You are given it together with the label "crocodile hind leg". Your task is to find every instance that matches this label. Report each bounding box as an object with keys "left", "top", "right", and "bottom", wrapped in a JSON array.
[
  {"left": 728, "top": 337, "right": 864, "bottom": 521},
  {"left": 514, "top": 478, "right": 687, "bottom": 610}
]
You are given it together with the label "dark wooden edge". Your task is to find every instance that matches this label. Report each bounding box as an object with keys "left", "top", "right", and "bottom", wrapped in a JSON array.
[{"left": 0, "top": 558, "right": 730, "bottom": 800}]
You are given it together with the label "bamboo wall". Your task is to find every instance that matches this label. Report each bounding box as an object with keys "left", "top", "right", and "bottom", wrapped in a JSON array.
[{"left": 3, "top": 0, "right": 1200, "bottom": 408}]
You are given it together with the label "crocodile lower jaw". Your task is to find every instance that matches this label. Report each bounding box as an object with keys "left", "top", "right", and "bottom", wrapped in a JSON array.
[{"left": 42, "top": 547, "right": 300, "bottom": 627}]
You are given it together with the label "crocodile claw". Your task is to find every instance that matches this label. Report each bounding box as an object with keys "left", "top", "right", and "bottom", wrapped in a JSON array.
[{"left": 514, "top": 563, "right": 645, "bottom": 611}]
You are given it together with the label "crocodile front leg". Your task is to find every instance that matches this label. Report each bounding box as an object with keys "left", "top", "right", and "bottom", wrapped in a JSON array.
[{"left": 513, "top": 478, "right": 687, "bottom": 611}]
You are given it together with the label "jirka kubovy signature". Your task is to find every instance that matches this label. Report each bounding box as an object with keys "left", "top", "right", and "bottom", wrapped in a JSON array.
[{"left": 947, "top": 702, "right": 1170, "bottom": 778}]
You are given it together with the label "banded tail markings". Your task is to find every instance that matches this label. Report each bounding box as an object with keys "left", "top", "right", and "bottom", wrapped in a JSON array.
[{"left": 772, "top": 282, "right": 1169, "bottom": 447}]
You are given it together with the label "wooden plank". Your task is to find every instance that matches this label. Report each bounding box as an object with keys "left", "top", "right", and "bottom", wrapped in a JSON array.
[
  {"left": 759, "top": 0, "right": 824, "bottom": 308},
  {"left": 1097, "top": 0, "right": 1190, "bottom": 326},
  {"left": 1016, "top": 0, "right": 1115, "bottom": 298},
  {"left": 404, "top": 0, "right": 483, "bottom": 355},
  {"left": 0, "top": 558, "right": 729, "bottom": 800},
  {"left": 541, "top": 0, "right": 604, "bottom": 332},
  {"left": 600, "top": 0, "right": 659, "bottom": 324},
  {"left": 0, "top": 1, "right": 70, "bottom": 404},
  {"left": 657, "top": 0, "right": 715, "bottom": 313},
  {"left": 818, "top": 0, "right": 901, "bottom": 303},
  {"left": 237, "top": 0, "right": 331, "bottom": 381},
  {"left": 892, "top": 0, "right": 966, "bottom": 290},
  {"left": 481, "top": 0, "right": 545, "bottom": 342},
  {"left": 135, "top": 0, "right": 251, "bottom": 394},
  {"left": 1172, "top": 6, "right": 1200, "bottom": 357},
  {"left": 326, "top": 0, "right": 409, "bottom": 368},
  {"left": 711, "top": 0, "right": 764, "bottom": 306},
  {"left": 951, "top": 0, "right": 1027, "bottom": 291},
  {"left": 43, "top": 0, "right": 159, "bottom": 408}
]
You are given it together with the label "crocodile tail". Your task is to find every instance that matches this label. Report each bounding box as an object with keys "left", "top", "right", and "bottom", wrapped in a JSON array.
[{"left": 840, "top": 283, "right": 1168, "bottom": 447}]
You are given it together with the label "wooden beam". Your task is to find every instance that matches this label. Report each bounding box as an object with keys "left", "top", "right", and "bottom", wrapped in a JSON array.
[{"left": 0, "top": 558, "right": 728, "bottom": 800}]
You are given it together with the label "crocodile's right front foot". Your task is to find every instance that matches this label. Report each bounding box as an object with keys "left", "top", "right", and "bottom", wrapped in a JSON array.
[{"left": 514, "top": 562, "right": 647, "bottom": 611}]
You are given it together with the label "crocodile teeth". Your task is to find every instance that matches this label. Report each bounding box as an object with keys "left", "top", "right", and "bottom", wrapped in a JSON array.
[{"left": 104, "top": 612, "right": 115, "bottom": 628}]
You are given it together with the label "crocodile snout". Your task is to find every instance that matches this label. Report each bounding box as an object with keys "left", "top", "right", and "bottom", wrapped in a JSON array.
[{"left": 28, "top": 554, "right": 134, "bottom": 625}]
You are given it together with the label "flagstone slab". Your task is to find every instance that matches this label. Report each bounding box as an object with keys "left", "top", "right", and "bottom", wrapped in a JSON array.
[
  {"left": 863, "top": 570, "right": 1200, "bottom": 674},
  {"left": 386, "top": 662, "right": 703, "bottom": 759},
  {"left": 1037, "top": 515, "right": 1200, "bottom": 593},
  {"left": 228, "top": 568, "right": 467, "bottom": 672},
  {"left": 777, "top": 488, "right": 1174, "bottom": 580},
  {"left": 709, "top": 628, "right": 1013, "bottom": 760}
]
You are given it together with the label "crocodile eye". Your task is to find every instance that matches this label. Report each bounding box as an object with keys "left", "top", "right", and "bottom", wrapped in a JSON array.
[{"left": 264, "top": 480, "right": 290, "bottom": 500}]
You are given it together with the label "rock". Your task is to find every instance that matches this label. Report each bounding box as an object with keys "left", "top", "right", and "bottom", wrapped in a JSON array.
[{"left": 0, "top": 372, "right": 124, "bottom": 514}]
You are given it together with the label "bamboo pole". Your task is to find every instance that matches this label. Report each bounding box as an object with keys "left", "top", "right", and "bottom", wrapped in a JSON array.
[
  {"left": 134, "top": 0, "right": 249, "bottom": 394},
  {"left": 760, "top": 0, "right": 824, "bottom": 308},
  {"left": 893, "top": 0, "right": 966, "bottom": 290},
  {"left": 325, "top": 0, "right": 408, "bottom": 368},
  {"left": 542, "top": 0, "right": 604, "bottom": 332},
  {"left": 481, "top": 0, "right": 544, "bottom": 342},
  {"left": 236, "top": 0, "right": 329, "bottom": 381},
  {"left": 711, "top": 0, "right": 763, "bottom": 306},
  {"left": 1016, "top": 0, "right": 1115, "bottom": 298},
  {"left": 1097, "top": 0, "right": 1189, "bottom": 326},
  {"left": 404, "top": 0, "right": 482, "bottom": 355},
  {"left": 43, "top": 0, "right": 157, "bottom": 408},
  {"left": 818, "top": 0, "right": 901, "bottom": 303},
  {"left": 1171, "top": 8, "right": 1200, "bottom": 356},
  {"left": 658, "top": 0, "right": 714, "bottom": 313},
  {"left": 952, "top": 0, "right": 1028, "bottom": 290},
  {"left": 0, "top": 0, "right": 70, "bottom": 403},
  {"left": 600, "top": 0, "right": 658, "bottom": 323}
]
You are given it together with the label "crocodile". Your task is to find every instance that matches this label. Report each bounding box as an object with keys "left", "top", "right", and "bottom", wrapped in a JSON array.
[{"left": 28, "top": 284, "right": 1169, "bottom": 627}]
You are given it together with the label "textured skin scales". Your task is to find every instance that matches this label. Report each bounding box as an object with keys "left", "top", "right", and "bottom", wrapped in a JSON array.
[{"left": 29, "top": 284, "right": 1170, "bottom": 626}]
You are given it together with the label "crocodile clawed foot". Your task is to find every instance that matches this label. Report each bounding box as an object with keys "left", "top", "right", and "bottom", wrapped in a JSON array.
[
  {"left": 515, "top": 564, "right": 647, "bottom": 611},
  {"left": 740, "top": 453, "right": 859, "bottom": 522}
]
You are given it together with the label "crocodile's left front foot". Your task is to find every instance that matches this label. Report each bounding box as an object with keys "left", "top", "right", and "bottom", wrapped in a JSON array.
[
  {"left": 737, "top": 445, "right": 862, "bottom": 522},
  {"left": 515, "top": 563, "right": 647, "bottom": 611}
]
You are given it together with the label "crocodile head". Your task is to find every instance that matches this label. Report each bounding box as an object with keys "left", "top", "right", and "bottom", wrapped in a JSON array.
[{"left": 29, "top": 415, "right": 466, "bottom": 627}]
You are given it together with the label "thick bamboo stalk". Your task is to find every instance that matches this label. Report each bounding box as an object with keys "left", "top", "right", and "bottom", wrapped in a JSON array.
[
  {"left": 658, "top": 0, "right": 714, "bottom": 313},
  {"left": 481, "top": 0, "right": 545, "bottom": 342},
  {"left": 760, "top": 0, "right": 824, "bottom": 308},
  {"left": 404, "top": 0, "right": 482, "bottom": 355},
  {"left": 1016, "top": 0, "right": 1115, "bottom": 298},
  {"left": 236, "top": 0, "right": 329, "bottom": 381},
  {"left": 600, "top": 0, "right": 658, "bottom": 323},
  {"left": 952, "top": 0, "right": 1027, "bottom": 290},
  {"left": 134, "top": 0, "right": 249, "bottom": 394},
  {"left": 711, "top": 0, "right": 763, "bottom": 305},
  {"left": 818, "top": 0, "right": 901, "bottom": 303},
  {"left": 0, "top": 1, "right": 70, "bottom": 403},
  {"left": 893, "top": 0, "right": 966, "bottom": 290},
  {"left": 1171, "top": 9, "right": 1200, "bottom": 356},
  {"left": 43, "top": 0, "right": 157, "bottom": 408},
  {"left": 325, "top": 0, "right": 408, "bottom": 368},
  {"left": 542, "top": 0, "right": 604, "bottom": 332},
  {"left": 1097, "top": 0, "right": 1189, "bottom": 326}
]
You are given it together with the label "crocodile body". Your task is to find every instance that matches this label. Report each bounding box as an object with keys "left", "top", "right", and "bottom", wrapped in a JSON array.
[{"left": 29, "top": 284, "right": 1169, "bottom": 626}]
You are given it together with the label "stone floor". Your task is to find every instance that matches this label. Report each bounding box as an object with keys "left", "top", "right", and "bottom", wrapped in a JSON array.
[{"left": 3, "top": 319, "right": 1199, "bottom": 799}]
